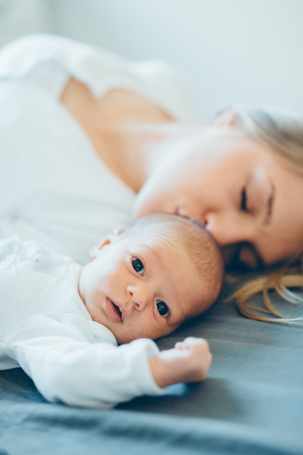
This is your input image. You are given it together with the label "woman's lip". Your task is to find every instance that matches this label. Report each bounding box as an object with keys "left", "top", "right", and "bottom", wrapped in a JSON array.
[{"left": 104, "top": 297, "right": 123, "bottom": 323}]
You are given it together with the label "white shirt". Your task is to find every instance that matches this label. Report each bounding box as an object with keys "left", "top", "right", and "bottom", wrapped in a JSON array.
[
  {"left": 0, "top": 34, "right": 196, "bottom": 264},
  {"left": 0, "top": 237, "right": 163, "bottom": 408}
]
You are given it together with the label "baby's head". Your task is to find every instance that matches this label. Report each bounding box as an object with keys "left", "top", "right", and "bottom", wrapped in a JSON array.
[{"left": 79, "top": 213, "right": 224, "bottom": 344}]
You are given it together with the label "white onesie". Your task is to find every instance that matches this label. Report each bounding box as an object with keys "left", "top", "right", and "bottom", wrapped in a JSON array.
[
  {"left": 0, "top": 237, "right": 163, "bottom": 408},
  {"left": 0, "top": 34, "right": 196, "bottom": 264}
]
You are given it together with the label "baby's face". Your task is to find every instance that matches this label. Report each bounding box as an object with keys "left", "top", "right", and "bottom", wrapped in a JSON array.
[{"left": 78, "top": 229, "right": 206, "bottom": 344}]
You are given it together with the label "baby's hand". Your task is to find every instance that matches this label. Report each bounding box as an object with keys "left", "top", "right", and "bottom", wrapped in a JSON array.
[{"left": 149, "top": 337, "right": 212, "bottom": 389}]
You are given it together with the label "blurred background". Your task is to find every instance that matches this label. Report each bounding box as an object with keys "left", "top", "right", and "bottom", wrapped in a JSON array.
[{"left": 0, "top": 0, "right": 302, "bottom": 121}]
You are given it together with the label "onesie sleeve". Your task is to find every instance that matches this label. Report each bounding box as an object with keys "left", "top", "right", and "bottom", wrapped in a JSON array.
[{"left": 6, "top": 314, "right": 164, "bottom": 408}]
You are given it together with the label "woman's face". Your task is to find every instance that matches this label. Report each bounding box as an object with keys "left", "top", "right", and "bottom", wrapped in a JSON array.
[{"left": 134, "top": 126, "right": 303, "bottom": 268}]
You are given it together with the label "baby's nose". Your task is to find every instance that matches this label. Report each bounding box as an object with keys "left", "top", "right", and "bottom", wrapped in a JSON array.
[{"left": 126, "top": 284, "right": 150, "bottom": 310}]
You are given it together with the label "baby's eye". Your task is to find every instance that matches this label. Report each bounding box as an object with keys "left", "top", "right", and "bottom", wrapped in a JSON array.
[
  {"left": 156, "top": 300, "right": 169, "bottom": 318},
  {"left": 132, "top": 258, "right": 144, "bottom": 276}
]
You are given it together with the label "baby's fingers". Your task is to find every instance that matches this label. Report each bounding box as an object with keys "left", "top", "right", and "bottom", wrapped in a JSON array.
[
  {"left": 175, "top": 337, "right": 212, "bottom": 380},
  {"left": 175, "top": 337, "right": 209, "bottom": 351}
]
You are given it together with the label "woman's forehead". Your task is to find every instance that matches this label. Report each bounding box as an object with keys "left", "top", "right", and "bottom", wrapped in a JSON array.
[{"left": 174, "top": 131, "right": 271, "bottom": 171}]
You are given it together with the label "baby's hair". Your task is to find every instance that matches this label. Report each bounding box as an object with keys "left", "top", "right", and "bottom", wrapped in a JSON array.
[{"left": 121, "top": 213, "right": 224, "bottom": 317}]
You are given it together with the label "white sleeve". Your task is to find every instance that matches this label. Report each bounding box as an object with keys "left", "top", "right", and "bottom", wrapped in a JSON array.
[
  {"left": 0, "top": 33, "right": 126, "bottom": 84},
  {"left": 0, "top": 34, "right": 196, "bottom": 121},
  {"left": 6, "top": 314, "right": 164, "bottom": 408}
]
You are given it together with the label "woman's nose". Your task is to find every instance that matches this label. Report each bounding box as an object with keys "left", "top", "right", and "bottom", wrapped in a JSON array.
[
  {"left": 178, "top": 200, "right": 204, "bottom": 223},
  {"left": 126, "top": 284, "right": 150, "bottom": 311},
  {"left": 205, "top": 212, "right": 254, "bottom": 246}
]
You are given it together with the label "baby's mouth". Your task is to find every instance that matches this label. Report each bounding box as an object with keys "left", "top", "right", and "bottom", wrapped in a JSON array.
[
  {"left": 112, "top": 301, "right": 122, "bottom": 318},
  {"left": 105, "top": 297, "right": 123, "bottom": 323}
]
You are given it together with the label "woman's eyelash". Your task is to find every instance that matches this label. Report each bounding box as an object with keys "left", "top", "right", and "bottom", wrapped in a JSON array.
[{"left": 241, "top": 188, "right": 247, "bottom": 211}]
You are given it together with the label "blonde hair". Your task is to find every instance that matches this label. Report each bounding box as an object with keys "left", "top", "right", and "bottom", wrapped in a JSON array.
[{"left": 226, "top": 106, "right": 303, "bottom": 325}]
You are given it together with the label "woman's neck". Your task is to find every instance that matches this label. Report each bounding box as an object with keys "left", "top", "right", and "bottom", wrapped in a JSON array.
[
  {"left": 99, "top": 122, "right": 210, "bottom": 193},
  {"left": 60, "top": 79, "right": 209, "bottom": 192},
  {"left": 94, "top": 123, "right": 172, "bottom": 193}
]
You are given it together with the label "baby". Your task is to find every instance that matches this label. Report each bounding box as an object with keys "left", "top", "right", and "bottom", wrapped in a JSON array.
[{"left": 0, "top": 214, "right": 224, "bottom": 408}]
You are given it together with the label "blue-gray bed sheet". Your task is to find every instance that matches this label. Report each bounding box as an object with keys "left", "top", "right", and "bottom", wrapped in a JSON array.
[{"left": 0, "top": 277, "right": 302, "bottom": 455}]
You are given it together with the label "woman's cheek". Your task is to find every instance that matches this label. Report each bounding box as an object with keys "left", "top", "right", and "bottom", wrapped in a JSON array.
[{"left": 134, "top": 191, "right": 163, "bottom": 218}]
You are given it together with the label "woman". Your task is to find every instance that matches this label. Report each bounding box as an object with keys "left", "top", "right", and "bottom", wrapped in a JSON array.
[{"left": 1, "top": 34, "right": 303, "bottom": 322}]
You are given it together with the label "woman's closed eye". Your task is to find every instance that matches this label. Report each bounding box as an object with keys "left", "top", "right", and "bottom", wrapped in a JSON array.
[
  {"left": 241, "top": 174, "right": 274, "bottom": 224},
  {"left": 132, "top": 258, "right": 144, "bottom": 275},
  {"left": 156, "top": 300, "right": 169, "bottom": 317},
  {"left": 241, "top": 188, "right": 247, "bottom": 211}
]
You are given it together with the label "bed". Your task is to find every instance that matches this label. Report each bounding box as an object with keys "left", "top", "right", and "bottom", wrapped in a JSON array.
[{"left": 0, "top": 274, "right": 302, "bottom": 455}]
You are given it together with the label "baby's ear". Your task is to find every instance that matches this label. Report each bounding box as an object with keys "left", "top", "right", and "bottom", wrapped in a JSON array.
[{"left": 89, "top": 229, "right": 121, "bottom": 259}]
